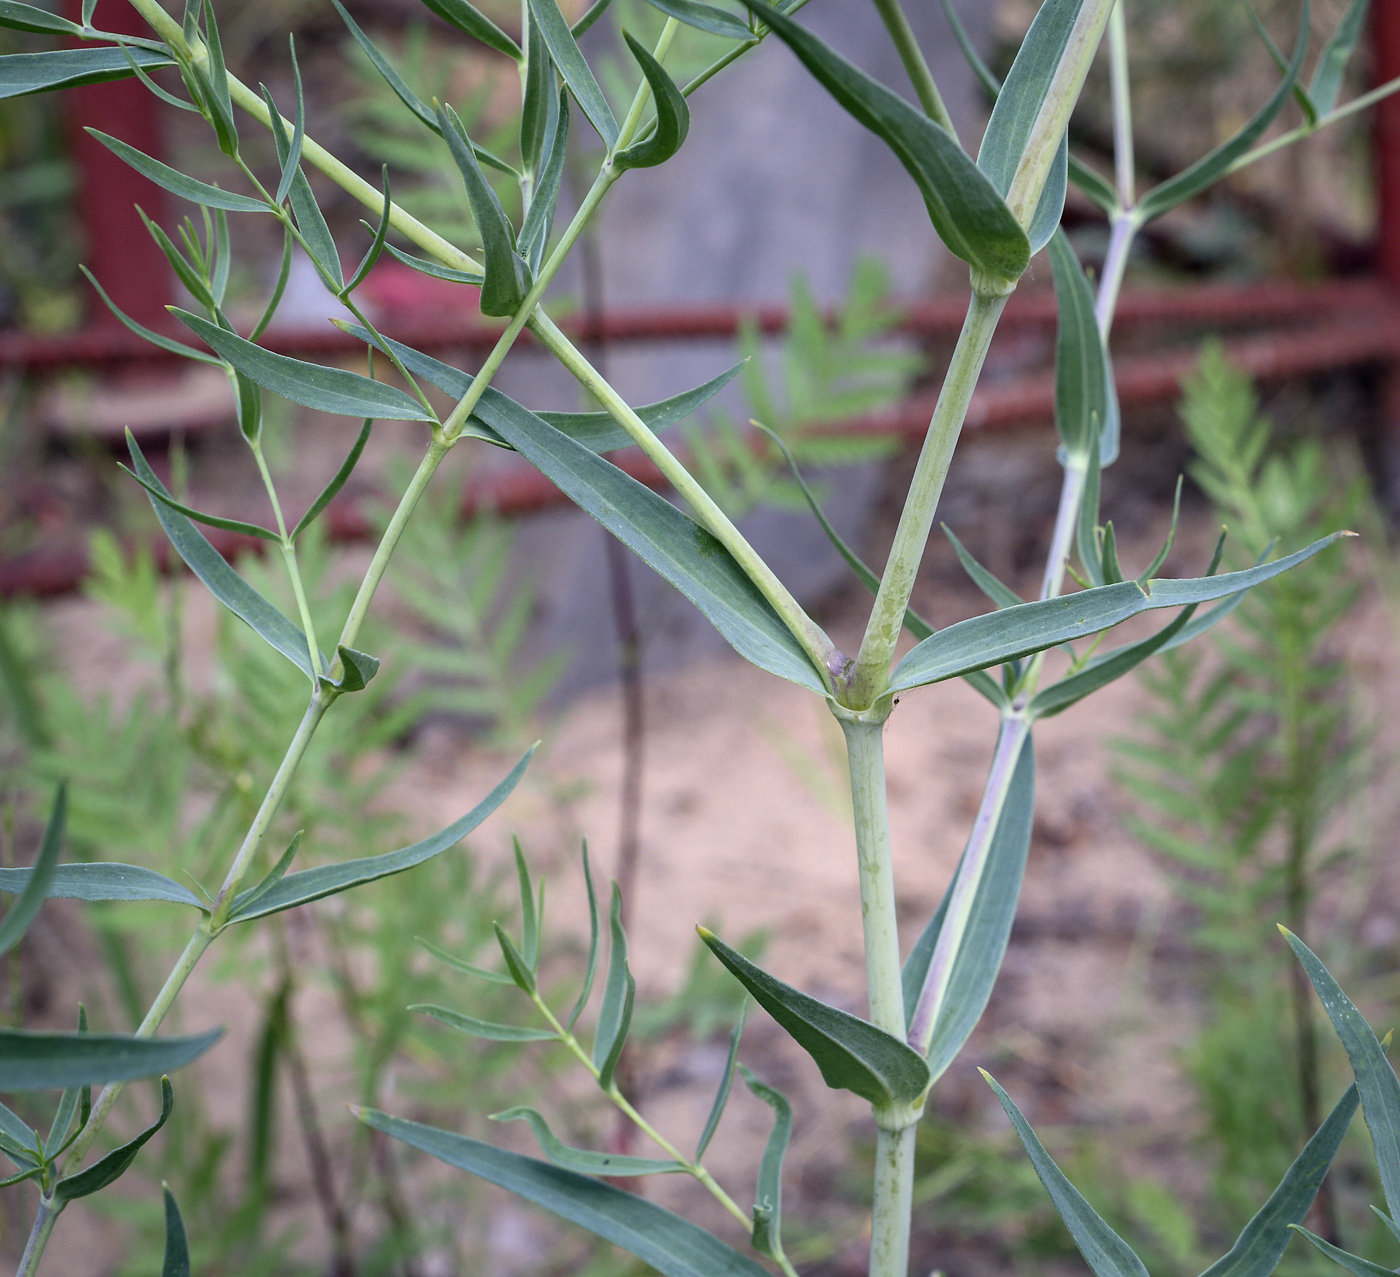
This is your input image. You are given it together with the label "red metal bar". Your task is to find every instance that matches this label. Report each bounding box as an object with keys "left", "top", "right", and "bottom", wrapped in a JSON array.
[
  {"left": 1376, "top": 0, "right": 1400, "bottom": 288},
  {"left": 5, "top": 311, "right": 1397, "bottom": 599},
  {"left": 2, "top": 278, "right": 1389, "bottom": 374}
]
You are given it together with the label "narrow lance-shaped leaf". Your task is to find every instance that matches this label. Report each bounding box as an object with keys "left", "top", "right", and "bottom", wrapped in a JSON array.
[
  {"left": 520, "top": 12, "right": 553, "bottom": 174},
  {"left": 985, "top": 1071, "right": 1152, "bottom": 1277},
  {"left": 613, "top": 32, "right": 690, "bottom": 172},
  {"left": 567, "top": 843, "right": 601, "bottom": 1030},
  {"left": 0, "top": 47, "right": 173, "bottom": 101},
  {"left": 1136, "top": 0, "right": 1309, "bottom": 222},
  {"left": 0, "top": 1101, "right": 37, "bottom": 1170},
  {"left": 293, "top": 418, "right": 372, "bottom": 540},
  {"left": 471, "top": 380, "right": 828, "bottom": 692},
  {"left": 571, "top": 0, "right": 613, "bottom": 37},
  {"left": 1283, "top": 929, "right": 1400, "bottom": 1222},
  {"left": 262, "top": 84, "right": 342, "bottom": 287},
  {"left": 358, "top": 1109, "right": 771, "bottom": 1276},
  {"left": 0, "top": 783, "right": 65, "bottom": 957},
  {"left": 345, "top": 323, "right": 743, "bottom": 452},
  {"left": 0, "top": 2, "right": 86, "bottom": 35},
  {"left": 1049, "top": 229, "right": 1117, "bottom": 464},
  {"left": 275, "top": 35, "right": 307, "bottom": 207},
  {"left": 232, "top": 832, "right": 301, "bottom": 918},
  {"left": 493, "top": 1107, "right": 686, "bottom": 1175},
  {"left": 1200, "top": 1083, "right": 1359, "bottom": 1277},
  {"left": 593, "top": 885, "right": 635, "bottom": 1089},
  {"left": 976, "top": 0, "right": 1095, "bottom": 250},
  {"left": 943, "top": 524, "right": 1022, "bottom": 610},
  {"left": 333, "top": 0, "right": 436, "bottom": 133},
  {"left": 162, "top": 1185, "right": 191, "bottom": 1277},
  {"left": 739, "top": 1065, "right": 792, "bottom": 1262},
  {"left": 0, "top": 1028, "right": 220, "bottom": 1092},
  {"left": 514, "top": 839, "right": 540, "bottom": 971},
  {"left": 642, "top": 0, "right": 751, "bottom": 41},
  {"left": 413, "top": 1005, "right": 557, "bottom": 1042},
  {"left": 699, "top": 928, "right": 930, "bottom": 1108},
  {"left": 226, "top": 747, "right": 533, "bottom": 922},
  {"left": 420, "top": 0, "right": 522, "bottom": 59},
  {"left": 696, "top": 1004, "right": 746, "bottom": 1160},
  {"left": 438, "top": 102, "right": 532, "bottom": 317},
  {"left": 1292, "top": 1228, "right": 1396, "bottom": 1277},
  {"left": 81, "top": 267, "right": 219, "bottom": 365},
  {"left": 520, "top": 90, "right": 569, "bottom": 273},
  {"left": 119, "top": 456, "right": 279, "bottom": 541},
  {"left": 1310, "top": 0, "right": 1370, "bottom": 116},
  {"left": 172, "top": 309, "right": 430, "bottom": 420},
  {"left": 0, "top": 862, "right": 205, "bottom": 909},
  {"left": 890, "top": 532, "right": 1349, "bottom": 693},
  {"left": 738, "top": 0, "right": 1028, "bottom": 286},
  {"left": 56, "top": 1075, "right": 175, "bottom": 1202},
  {"left": 85, "top": 130, "right": 266, "bottom": 212},
  {"left": 907, "top": 733, "right": 1035, "bottom": 1079},
  {"left": 495, "top": 923, "right": 536, "bottom": 994},
  {"left": 418, "top": 936, "right": 515, "bottom": 985},
  {"left": 527, "top": 0, "right": 619, "bottom": 146},
  {"left": 127, "top": 435, "right": 323, "bottom": 680},
  {"left": 197, "top": 0, "right": 237, "bottom": 157}
]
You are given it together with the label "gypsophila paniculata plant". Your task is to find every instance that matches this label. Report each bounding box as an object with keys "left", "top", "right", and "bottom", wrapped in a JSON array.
[{"left": 2, "top": 0, "right": 1399, "bottom": 1273}]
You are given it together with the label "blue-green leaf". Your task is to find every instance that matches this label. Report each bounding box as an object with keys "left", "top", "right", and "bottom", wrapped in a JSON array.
[
  {"left": 520, "top": 91, "right": 568, "bottom": 272},
  {"left": 495, "top": 923, "right": 536, "bottom": 994},
  {"left": 275, "top": 36, "right": 307, "bottom": 206},
  {"left": 567, "top": 843, "right": 601, "bottom": 1030},
  {"left": 345, "top": 322, "right": 742, "bottom": 451},
  {"left": 171, "top": 309, "right": 430, "bottom": 420},
  {"left": 1310, "top": 0, "right": 1370, "bottom": 116},
  {"left": 942, "top": 524, "right": 1022, "bottom": 610},
  {"left": 520, "top": 12, "right": 554, "bottom": 174},
  {"left": 1283, "top": 930, "right": 1400, "bottom": 1222},
  {"left": 514, "top": 838, "right": 539, "bottom": 970},
  {"left": 1048, "top": 229, "right": 1117, "bottom": 464},
  {"left": 293, "top": 418, "right": 372, "bottom": 540},
  {"left": 905, "top": 732, "right": 1034, "bottom": 1079},
  {"left": 56, "top": 1075, "right": 174, "bottom": 1202},
  {"left": 613, "top": 32, "right": 690, "bottom": 172},
  {"left": 262, "top": 85, "right": 342, "bottom": 287},
  {"left": 333, "top": 0, "right": 437, "bottom": 132},
  {"left": 226, "top": 749, "right": 532, "bottom": 922},
  {"left": 1200, "top": 1084, "right": 1359, "bottom": 1277},
  {"left": 418, "top": 937, "right": 514, "bottom": 985},
  {"left": 81, "top": 266, "right": 220, "bottom": 365},
  {"left": 320, "top": 644, "right": 380, "bottom": 694},
  {"left": 358, "top": 1110, "right": 771, "bottom": 1276},
  {"left": 1136, "top": 0, "right": 1308, "bottom": 222},
  {"left": 493, "top": 1107, "right": 686, "bottom": 1175},
  {"left": 475, "top": 385, "right": 827, "bottom": 692},
  {"left": 85, "top": 130, "right": 266, "bottom": 212},
  {"left": 0, "top": 784, "right": 64, "bottom": 957},
  {"left": 977, "top": 0, "right": 1095, "bottom": 249},
  {"left": 0, "top": 862, "right": 204, "bottom": 910},
  {"left": 0, "top": 46, "right": 172, "bottom": 100},
  {"left": 890, "top": 533, "right": 1349, "bottom": 693},
  {"left": 643, "top": 0, "right": 750, "bottom": 40},
  {"left": 413, "top": 1006, "right": 557, "bottom": 1041},
  {"left": 0, "top": 2, "right": 84, "bottom": 35},
  {"left": 738, "top": 1065, "right": 791, "bottom": 1262},
  {"left": 439, "top": 102, "right": 532, "bottom": 317},
  {"left": 738, "top": 0, "right": 1028, "bottom": 285},
  {"left": 0, "top": 1029, "right": 219, "bottom": 1092},
  {"left": 593, "top": 885, "right": 635, "bottom": 1089},
  {"left": 527, "top": 0, "right": 618, "bottom": 147},
  {"left": 699, "top": 928, "right": 929, "bottom": 1107},
  {"left": 420, "top": 0, "right": 522, "bottom": 59},
  {"left": 1292, "top": 1229, "right": 1395, "bottom": 1277},
  {"left": 985, "top": 1071, "right": 1152, "bottom": 1277},
  {"left": 233, "top": 833, "right": 301, "bottom": 918},
  {"left": 696, "top": 1005, "right": 745, "bottom": 1160},
  {"left": 128, "top": 436, "right": 321, "bottom": 680},
  {"left": 119, "top": 461, "right": 279, "bottom": 541},
  {"left": 162, "top": 1184, "right": 191, "bottom": 1277}
]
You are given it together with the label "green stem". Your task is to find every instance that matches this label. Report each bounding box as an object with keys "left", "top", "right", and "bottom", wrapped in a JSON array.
[
  {"left": 531, "top": 307, "right": 839, "bottom": 684},
  {"left": 869, "top": 1125, "right": 916, "bottom": 1277},
  {"left": 250, "top": 438, "right": 323, "bottom": 679},
  {"left": 870, "top": 0, "right": 956, "bottom": 136},
  {"left": 528, "top": 992, "right": 753, "bottom": 1232},
  {"left": 834, "top": 707, "right": 904, "bottom": 1040},
  {"left": 15, "top": 1199, "right": 57, "bottom": 1277},
  {"left": 850, "top": 290, "right": 1008, "bottom": 707}
]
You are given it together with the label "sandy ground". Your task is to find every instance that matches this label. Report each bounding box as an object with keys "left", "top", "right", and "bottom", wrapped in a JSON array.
[{"left": 8, "top": 505, "right": 1400, "bottom": 1275}]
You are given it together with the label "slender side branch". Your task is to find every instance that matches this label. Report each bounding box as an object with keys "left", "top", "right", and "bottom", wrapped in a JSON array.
[{"left": 870, "top": 0, "right": 957, "bottom": 137}]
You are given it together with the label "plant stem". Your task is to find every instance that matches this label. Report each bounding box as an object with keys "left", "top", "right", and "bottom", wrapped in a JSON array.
[
  {"left": 1039, "top": 456, "right": 1088, "bottom": 602},
  {"left": 835, "top": 708, "right": 904, "bottom": 1040},
  {"left": 870, "top": 0, "right": 956, "bottom": 137},
  {"left": 1107, "top": 0, "right": 1133, "bottom": 210},
  {"left": 850, "top": 290, "right": 1008, "bottom": 707},
  {"left": 14, "top": 1200, "right": 56, "bottom": 1277},
  {"left": 869, "top": 1125, "right": 916, "bottom": 1277},
  {"left": 908, "top": 713, "right": 1029, "bottom": 1059},
  {"left": 1096, "top": 212, "right": 1136, "bottom": 337}
]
